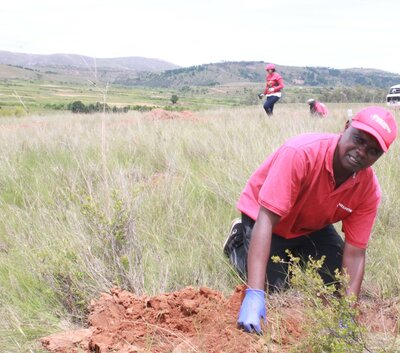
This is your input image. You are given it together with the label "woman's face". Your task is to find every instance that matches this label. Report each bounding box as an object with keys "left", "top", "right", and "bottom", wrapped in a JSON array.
[{"left": 267, "top": 69, "right": 273, "bottom": 74}]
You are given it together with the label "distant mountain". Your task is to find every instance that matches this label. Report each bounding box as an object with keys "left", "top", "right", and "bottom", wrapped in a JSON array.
[
  {"left": 0, "top": 50, "right": 179, "bottom": 72},
  {"left": 124, "top": 61, "right": 400, "bottom": 89},
  {"left": 0, "top": 51, "right": 399, "bottom": 90}
]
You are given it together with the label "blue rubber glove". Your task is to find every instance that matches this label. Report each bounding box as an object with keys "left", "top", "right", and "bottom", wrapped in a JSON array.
[
  {"left": 339, "top": 319, "right": 348, "bottom": 330},
  {"left": 237, "top": 288, "right": 266, "bottom": 334}
]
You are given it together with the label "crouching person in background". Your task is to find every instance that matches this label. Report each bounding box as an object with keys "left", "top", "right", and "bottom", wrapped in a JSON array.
[{"left": 307, "top": 98, "right": 329, "bottom": 117}]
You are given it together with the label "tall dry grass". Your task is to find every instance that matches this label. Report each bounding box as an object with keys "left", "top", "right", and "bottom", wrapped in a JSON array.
[{"left": 0, "top": 103, "right": 398, "bottom": 351}]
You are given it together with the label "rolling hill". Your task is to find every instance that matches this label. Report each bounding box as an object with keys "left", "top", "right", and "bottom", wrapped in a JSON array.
[
  {"left": 0, "top": 50, "right": 179, "bottom": 72},
  {"left": 126, "top": 61, "right": 400, "bottom": 89},
  {"left": 0, "top": 51, "right": 399, "bottom": 90}
]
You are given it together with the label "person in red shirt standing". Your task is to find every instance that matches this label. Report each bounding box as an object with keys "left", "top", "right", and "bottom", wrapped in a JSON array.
[
  {"left": 308, "top": 98, "right": 329, "bottom": 117},
  {"left": 223, "top": 106, "right": 397, "bottom": 333},
  {"left": 258, "top": 63, "right": 284, "bottom": 116}
]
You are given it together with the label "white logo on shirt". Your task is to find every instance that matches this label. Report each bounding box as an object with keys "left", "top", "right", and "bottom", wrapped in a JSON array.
[
  {"left": 337, "top": 203, "right": 353, "bottom": 213},
  {"left": 371, "top": 114, "right": 392, "bottom": 133}
]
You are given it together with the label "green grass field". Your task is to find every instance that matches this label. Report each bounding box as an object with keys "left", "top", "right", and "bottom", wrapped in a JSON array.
[
  {"left": 1, "top": 76, "right": 387, "bottom": 117},
  {"left": 0, "top": 103, "right": 399, "bottom": 351},
  {"left": 0, "top": 79, "right": 263, "bottom": 115}
]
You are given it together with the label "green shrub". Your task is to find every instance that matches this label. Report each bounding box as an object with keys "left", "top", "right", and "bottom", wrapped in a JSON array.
[
  {"left": 275, "top": 252, "right": 370, "bottom": 353},
  {"left": 171, "top": 94, "right": 179, "bottom": 104},
  {"left": 68, "top": 100, "right": 87, "bottom": 113}
]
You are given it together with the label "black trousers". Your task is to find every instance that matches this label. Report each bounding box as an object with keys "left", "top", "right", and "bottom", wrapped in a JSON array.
[
  {"left": 263, "top": 95, "right": 280, "bottom": 116},
  {"left": 237, "top": 213, "right": 344, "bottom": 292}
]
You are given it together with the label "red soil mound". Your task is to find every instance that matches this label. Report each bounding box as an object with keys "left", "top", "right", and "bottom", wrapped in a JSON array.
[
  {"left": 41, "top": 286, "right": 262, "bottom": 353},
  {"left": 40, "top": 286, "right": 398, "bottom": 353},
  {"left": 146, "top": 109, "right": 195, "bottom": 121},
  {"left": 107, "top": 109, "right": 196, "bottom": 127}
]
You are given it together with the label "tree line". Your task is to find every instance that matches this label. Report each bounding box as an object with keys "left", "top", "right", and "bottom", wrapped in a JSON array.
[{"left": 44, "top": 98, "right": 182, "bottom": 114}]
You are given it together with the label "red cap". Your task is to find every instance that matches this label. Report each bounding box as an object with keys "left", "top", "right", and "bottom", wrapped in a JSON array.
[
  {"left": 351, "top": 106, "right": 397, "bottom": 152},
  {"left": 265, "top": 63, "right": 275, "bottom": 70}
]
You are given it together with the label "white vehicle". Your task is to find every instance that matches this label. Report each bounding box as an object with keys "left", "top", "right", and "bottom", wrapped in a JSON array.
[{"left": 386, "top": 84, "right": 400, "bottom": 106}]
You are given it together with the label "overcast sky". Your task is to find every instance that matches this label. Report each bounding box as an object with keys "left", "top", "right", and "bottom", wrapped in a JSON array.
[{"left": 1, "top": 0, "right": 398, "bottom": 73}]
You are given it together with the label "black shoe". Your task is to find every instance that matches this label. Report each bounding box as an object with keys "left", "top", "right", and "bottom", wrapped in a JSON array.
[{"left": 223, "top": 218, "right": 243, "bottom": 257}]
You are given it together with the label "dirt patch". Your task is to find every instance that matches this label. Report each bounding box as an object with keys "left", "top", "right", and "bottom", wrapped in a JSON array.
[
  {"left": 145, "top": 109, "right": 195, "bottom": 121},
  {"left": 40, "top": 329, "right": 91, "bottom": 352},
  {"left": 106, "top": 109, "right": 197, "bottom": 128},
  {"left": 54, "top": 93, "right": 96, "bottom": 97},
  {"left": 40, "top": 286, "right": 399, "bottom": 353},
  {"left": 359, "top": 298, "right": 399, "bottom": 333}
]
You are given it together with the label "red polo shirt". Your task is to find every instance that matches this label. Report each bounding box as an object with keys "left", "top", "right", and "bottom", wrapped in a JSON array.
[
  {"left": 314, "top": 101, "right": 329, "bottom": 117},
  {"left": 237, "top": 133, "right": 381, "bottom": 248},
  {"left": 263, "top": 72, "right": 284, "bottom": 95}
]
